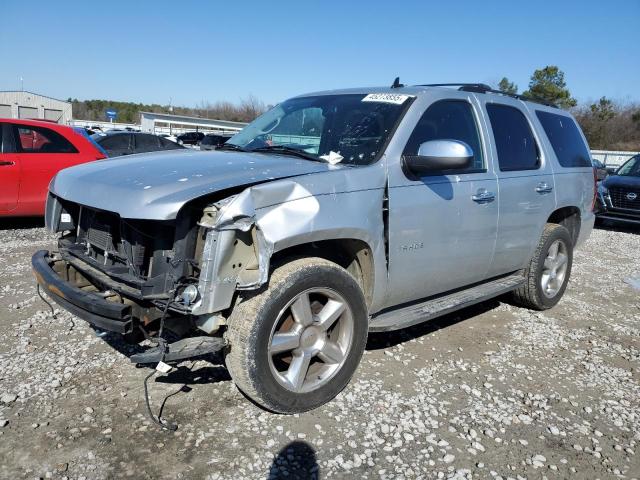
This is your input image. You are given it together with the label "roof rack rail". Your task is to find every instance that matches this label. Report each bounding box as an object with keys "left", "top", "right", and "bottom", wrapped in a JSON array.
[{"left": 416, "top": 83, "right": 558, "bottom": 108}]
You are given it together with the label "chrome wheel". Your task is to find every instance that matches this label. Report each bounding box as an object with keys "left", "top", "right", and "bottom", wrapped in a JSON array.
[
  {"left": 541, "top": 239, "right": 569, "bottom": 298},
  {"left": 268, "top": 288, "right": 354, "bottom": 393}
]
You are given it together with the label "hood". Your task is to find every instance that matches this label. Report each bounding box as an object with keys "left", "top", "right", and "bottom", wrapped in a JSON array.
[
  {"left": 603, "top": 174, "right": 640, "bottom": 190},
  {"left": 50, "top": 149, "right": 334, "bottom": 220}
]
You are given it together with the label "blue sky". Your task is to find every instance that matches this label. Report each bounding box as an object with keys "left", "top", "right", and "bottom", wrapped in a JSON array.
[{"left": 1, "top": 0, "right": 638, "bottom": 108}]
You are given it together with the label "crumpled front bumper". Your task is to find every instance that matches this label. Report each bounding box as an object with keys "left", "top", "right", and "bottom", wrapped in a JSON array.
[{"left": 31, "top": 250, "right": 133, "bottom": 334}]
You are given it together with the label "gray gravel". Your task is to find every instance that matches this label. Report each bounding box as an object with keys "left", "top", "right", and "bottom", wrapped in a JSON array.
[{"left": 0, "top": 220, "right": 638, "bottom": 479}]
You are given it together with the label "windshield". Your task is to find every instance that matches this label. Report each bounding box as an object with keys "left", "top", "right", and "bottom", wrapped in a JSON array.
[
  {"left": 226, "top": 93, "right": 412, "bottom": 165},
  {"left": 617, "top": 155, "right": 640, "bottom": 177}
]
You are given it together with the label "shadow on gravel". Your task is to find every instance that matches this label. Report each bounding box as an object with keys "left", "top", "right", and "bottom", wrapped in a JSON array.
[
  {"left": 366, "top": 299, "right": 500, "bottom": 350},
  {"left": 268, "top": 440, "right": 319, "bottom": 480},
  {"left": 156, "top": 364, "right": 231, "bottom": 385},
  {"left": 0, "top": 217, "right": 45, "bottom": 230}
]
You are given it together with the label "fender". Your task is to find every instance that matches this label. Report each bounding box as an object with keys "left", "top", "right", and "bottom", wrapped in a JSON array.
[{"left": 191, "top": 178, "right": 389, "bottom": 316}]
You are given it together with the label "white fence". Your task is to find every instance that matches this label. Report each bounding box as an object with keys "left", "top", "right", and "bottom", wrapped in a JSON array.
[{"left": 591, "top": 150, "right": 639, "bottom": 167}]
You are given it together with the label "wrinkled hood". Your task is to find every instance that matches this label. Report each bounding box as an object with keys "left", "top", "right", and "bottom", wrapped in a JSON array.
[
  {"left": 603, "top": 174, "right": 640, "bottom": 190},
  {"left": 50, "top": 149, "right": 335, "bottom": 220}
]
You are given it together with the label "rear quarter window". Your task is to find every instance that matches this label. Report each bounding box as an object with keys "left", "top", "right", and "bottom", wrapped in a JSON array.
[{"left": 535, "top": 111, "right": 591, "bottom": 168}]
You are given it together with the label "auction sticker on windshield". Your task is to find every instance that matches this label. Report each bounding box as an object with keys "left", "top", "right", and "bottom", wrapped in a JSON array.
[{"left": 362, "top": 93, "right": 413, "bottom": 104}]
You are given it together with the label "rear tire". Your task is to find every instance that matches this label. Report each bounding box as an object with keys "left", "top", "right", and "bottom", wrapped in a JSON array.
[
  {"left": 511, "top": 223, "right": 573, "bottom": 310},
  {"left": 224, "top": 257, "right": 368, "bottom": 413}
]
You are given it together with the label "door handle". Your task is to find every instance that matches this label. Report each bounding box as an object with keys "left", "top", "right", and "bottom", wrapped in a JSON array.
[
  {"left": 0, "top": 161, "right": 15, "bottom": 166},
  {"left": 472, "top": 188, "right": 496, "bottom": 203},
  {"left": 535, "top": 182, "right": 553, "bottom": 194}
]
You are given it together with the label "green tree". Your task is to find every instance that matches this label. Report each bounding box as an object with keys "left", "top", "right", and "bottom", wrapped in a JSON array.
[
  {"left": 590, "top": 97, "right": 615, "bottom": 122},
  {"left": 523, "top": 66, "right": 577, "bottom": 108},
  {"left": 498, "top": 77, "right": 518, "bottom": 95}
]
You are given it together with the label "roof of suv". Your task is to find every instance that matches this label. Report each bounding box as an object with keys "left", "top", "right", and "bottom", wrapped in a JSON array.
[{"left": 297, "top": 83, "right": 559, "bottom": 109}]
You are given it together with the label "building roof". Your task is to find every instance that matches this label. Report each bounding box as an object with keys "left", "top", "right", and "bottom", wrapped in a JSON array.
[
  {"left": 139, "top": 111, "right": 247, "bottom": 128},
  {"left": 0, "top": 91, "right": 71, "bottom": 104}
]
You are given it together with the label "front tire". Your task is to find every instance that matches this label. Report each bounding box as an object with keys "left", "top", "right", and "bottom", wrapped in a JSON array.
[
  {"left": 224, "top": 257, "right": 368, "bottom": 413},
  {"left": 512, "top": 223, "right": 573, "bottom": 310}
]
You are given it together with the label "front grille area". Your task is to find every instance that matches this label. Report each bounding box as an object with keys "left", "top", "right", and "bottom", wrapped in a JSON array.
[
  {"left": 76, "top": 207, "right": 173, "bottom": 278},
  {"left": 609, "top": 187, "right": 640, "bottom": 211}
]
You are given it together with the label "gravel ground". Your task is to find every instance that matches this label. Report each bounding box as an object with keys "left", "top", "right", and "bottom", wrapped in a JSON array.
[{"left": 0, "top": 219, "right": 638, "bottom": 480}]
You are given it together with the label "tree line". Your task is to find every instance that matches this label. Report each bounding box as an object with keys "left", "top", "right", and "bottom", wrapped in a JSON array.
[
  {"left": 68, "top": 96, "right": 267, "bottom": 125},
  {"left": 498, "top": 66, "right": 640, "bottom": 151},
  {"left": 70, "top": 66, "right": 640, "bottom": 151}
]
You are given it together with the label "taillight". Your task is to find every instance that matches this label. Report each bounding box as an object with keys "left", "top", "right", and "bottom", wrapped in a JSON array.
[{"left": 591, "top": 167, "right": 598, "bottom": 212}]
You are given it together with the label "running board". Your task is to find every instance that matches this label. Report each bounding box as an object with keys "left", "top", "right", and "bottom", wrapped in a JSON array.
[{"left": 369, "top": 273, "right": 525, "bottom": 332}]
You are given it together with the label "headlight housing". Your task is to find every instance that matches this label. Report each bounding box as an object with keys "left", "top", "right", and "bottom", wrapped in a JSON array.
[{"left": 597, "top": 182, "right": 609, "bottom": 195}]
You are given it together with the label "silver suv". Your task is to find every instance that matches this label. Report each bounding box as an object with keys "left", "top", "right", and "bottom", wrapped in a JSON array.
[{"left": 33, "top": 83, "right": 595, "bottom": 413}]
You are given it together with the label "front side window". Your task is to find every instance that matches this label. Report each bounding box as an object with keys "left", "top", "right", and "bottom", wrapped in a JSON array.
[
  {"left": 617, "top": 155, "right": 640, "bottom": 177},
  {"left": 403, "top": 100, "right": 484, "bottom": 172},
  {"left": 486, "top": 104, "right": 540, "bottom": 171},
  {"left": 227, "top": 94, "right": 411, "bottom": 165},
  {"left": 14, "top": 125, "right": 77, "bottom": 154},
  {"left": 536, "top": 111, "right": 590, "bottom": 168}
]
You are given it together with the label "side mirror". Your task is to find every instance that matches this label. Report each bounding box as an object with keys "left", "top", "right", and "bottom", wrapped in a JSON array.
[
  {"left": 605, "top": 166, "right": 617, "bottom": 175},
  {"left": 403, "top": 140, "right": 474, "bottom": 175}
]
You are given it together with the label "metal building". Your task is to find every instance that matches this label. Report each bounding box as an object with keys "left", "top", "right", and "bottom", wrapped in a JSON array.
[
  {"left": 140, "top": 111, "right": 247, "bottom": 136},
  {"left": 0, "top": 91, "right": 72, "bottom": 124}
]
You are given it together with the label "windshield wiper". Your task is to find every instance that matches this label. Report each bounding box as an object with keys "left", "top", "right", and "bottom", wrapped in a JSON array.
[
  {"left": 216, "top": 143, "right": 247, "bottom": 152},
  {"left": 251, "top": 145, "right": 322, "bottom": 162}
]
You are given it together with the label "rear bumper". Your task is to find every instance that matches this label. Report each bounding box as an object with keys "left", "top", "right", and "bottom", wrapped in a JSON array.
[{"left": 31, "top": 250, "right": 133, "bottom": 334}]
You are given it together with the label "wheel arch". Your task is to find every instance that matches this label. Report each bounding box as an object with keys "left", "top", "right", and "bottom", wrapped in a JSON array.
[
  {"left": 271, "top": 237, "right": 376, "bottom": 308},
  {"left": 547, "top": 206, "right": 581, "bottom": 246}
]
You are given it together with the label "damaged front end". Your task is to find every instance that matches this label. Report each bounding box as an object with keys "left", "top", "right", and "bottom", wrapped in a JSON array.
[{"left": 33, "top": 190, "right": 270, "bottom": 343}]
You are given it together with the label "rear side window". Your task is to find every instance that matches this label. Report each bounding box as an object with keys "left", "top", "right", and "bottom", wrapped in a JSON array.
[
  {"left": 158, "top": 137, "right": 182, "bottom": 149},
  {"left": 14, "top": 125, "right": 78, "bottom": 154},
  {"left": 403, "top": 100, "right": 484, "bottom": 171},
  {"left": 535, "top": 111, "right": 591, "bottom": 167},
  {"left": 486, "top": 104, "right": 540, "bottom": 171},
  {"left": 135, "top": 134, "right": 160, "bottom": 151},
  {"left": 100, "top": 135, "right": 130, "bottom": 150}
]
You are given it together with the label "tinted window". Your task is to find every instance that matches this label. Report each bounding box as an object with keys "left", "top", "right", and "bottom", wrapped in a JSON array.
[
  {"left": 14, "top": 125, "right": 78, "bottom": 154},
  {"left": 536, "top": 111, "right": 590, "bottom": 167},
  {"left": 158, "top": 137, "right": 183, "bottom": 149},
  {"left": 134, "top": 134, "right": 160, "bottom": 152},
  {"left": 486, "top": 104, "right": 540, "bottom": 171},
  {"left": 99, "top": 135, "right": 130, "bottom": 150},
  {"left": 403, "top": 100, "right": 484, "bottom": 171}
]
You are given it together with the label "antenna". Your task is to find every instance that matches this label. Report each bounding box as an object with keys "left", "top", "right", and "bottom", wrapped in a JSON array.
[{"left": 391, "top": 77, "right": 404, "bottom": 89}]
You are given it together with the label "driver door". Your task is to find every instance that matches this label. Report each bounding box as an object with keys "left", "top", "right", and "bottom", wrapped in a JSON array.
[{"left": 386, "top": 97, "right": 499, "bottom": 306}]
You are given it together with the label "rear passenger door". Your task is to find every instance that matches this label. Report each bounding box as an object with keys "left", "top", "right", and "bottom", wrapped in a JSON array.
[
  {"left": 386, "top": 97, "right": 499, "bottom": 306},
  {"left": 483, "top": 102, "right": 556, "bottom": 277}
]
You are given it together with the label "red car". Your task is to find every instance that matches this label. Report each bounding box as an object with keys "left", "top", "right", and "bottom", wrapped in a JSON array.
[{"left": 0, "top": 119, "right": 107, "bottom": 216}]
